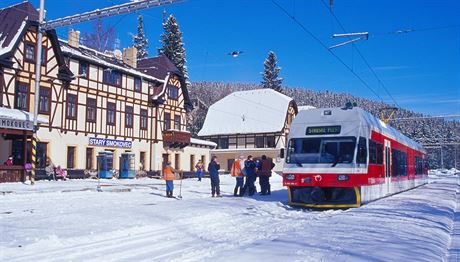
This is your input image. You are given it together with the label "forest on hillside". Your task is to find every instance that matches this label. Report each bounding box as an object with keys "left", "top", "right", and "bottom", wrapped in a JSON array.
[{"left": 187, "top": 82, "right": 460, "bottom": 169}]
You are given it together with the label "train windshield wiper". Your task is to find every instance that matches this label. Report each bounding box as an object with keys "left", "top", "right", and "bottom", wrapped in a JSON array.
[{"left": 331, "top": 155, "right": 341, "bottom": 167}]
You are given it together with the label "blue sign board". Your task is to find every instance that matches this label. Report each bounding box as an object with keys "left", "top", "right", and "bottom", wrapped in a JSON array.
[{"left": 89, "top": 137, "right": 132, "bottom": 149}]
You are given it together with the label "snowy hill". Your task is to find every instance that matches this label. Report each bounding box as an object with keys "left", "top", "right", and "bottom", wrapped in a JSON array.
[{"left": 1, "top": 174, "right": 459, "bottom": 261}]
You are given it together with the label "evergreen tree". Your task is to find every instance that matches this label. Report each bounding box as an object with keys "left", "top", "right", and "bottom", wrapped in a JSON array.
[
  {"left": 261, "top": 51, "right": 283, "bottom": 92},
  {"left": 158, "top": 14, "right": 188, "bottom": 81},
  {"left": 133, "top": 15, "right": 149, "bottom": 60}
]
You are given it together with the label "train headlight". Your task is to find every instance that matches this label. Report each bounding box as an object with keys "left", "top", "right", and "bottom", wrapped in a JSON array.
[
  {"left": 337, "top": 174, "right": 349, "bottom": 181},
  {"left": 286, "top": 174, "right": 296, "bottom": 180}
]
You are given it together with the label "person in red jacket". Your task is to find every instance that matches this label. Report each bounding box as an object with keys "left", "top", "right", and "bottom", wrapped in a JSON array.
[
  {"left": 4, "top": 156, "right": 13, "bottom": 166},
  {"left": 163, "top": 161, "right": 177, "bottom": 198},
  {"left": 258, "top": 155, "right": 275, "bottom": 195}
]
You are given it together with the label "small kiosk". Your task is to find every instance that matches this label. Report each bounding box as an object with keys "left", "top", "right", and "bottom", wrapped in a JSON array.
[
  {"left": 97, "top": 151, "right": 114, "bottom": 179},
  {"left": 119, "top": 153, "right": 135, "bottom": 179}
]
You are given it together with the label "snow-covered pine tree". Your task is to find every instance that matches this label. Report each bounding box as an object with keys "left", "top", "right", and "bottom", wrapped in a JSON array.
[
  {"left": 133, "top": 15, "right": 149, "bottom": 60},
  {"left": 158, "top": 14, "right": 188, "bottom": 81},
  {"left": 261, "top": 51, "right": 283, "bottom": 92}
]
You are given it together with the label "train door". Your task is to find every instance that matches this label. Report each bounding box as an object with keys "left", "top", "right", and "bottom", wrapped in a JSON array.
[{"left": 384, "top": 140, "right": 391, "bottom": 194}]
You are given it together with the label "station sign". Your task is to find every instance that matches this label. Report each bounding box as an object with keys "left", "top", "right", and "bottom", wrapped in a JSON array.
[
  {"left": 88, "top": 137, "right": 132, "bottom": 149},
  {"left": 0, "top": 117, "right": 33, "bottom": 130}
]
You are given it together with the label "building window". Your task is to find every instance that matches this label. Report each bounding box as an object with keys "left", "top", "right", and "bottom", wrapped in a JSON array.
[
  {"left": 134, "top": 77, "right": 141, "bottom": 92},
  {"left": 140, "top": 109, "right": 148, "bottom": 130},
  {"left": 79, "top": 61, "right": 89, "bottom": 78},
  {"left": 66, "top": 94, "right": 78, "bottom": 119},
  {"left": 38, "top": 87, "right": 51, "bottom": 114},
  {"left": 25, "top": 43, "right": 35, "bottom": 62},
  {"left": 67, "top": 146, "right": 75, "bottom": 169},
  {"left": 103, "top": 69, "right": 122, "bottom": 86},
  {"left": 125, "top": 106, "right": 133, "bottom": 128},
  {"left": 218, "top": 137, "right": 229, "bottom": 149},
  {"left": 266, "top": 136, "right": 276, "bottom": 148},
  {"left": 107, "top": 102, "right": 116, "bottom": 125},
  {"left": 174, "top": 115, "right": 181, "bottom": 130},
  {"left": 168, "top": 86, "right": 179, "bottom": 100},
  {"left": 140, "top": 152, "right": 146, "bottom": 170},
  {"left": 164, "top": 112, "right": 171, "bottom": 130},
  {"left": 86, "top": 148, "right": 93, "bottom": 169},
  {"left": 255, "top": 136, "right": 264, "bottom": 148},
  {"left": 86, "top": 98, "right": 97, "bottom": 123},
  {"left": 15, "top": 82, "right": 29, "bottom": 111}
]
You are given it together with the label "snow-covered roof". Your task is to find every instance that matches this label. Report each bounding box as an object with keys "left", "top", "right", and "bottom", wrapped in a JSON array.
[
  {"left": 0, "top": 107, "right": 48, "bottom": 124},
  {"left": 59, "top": 40, "right": 163, "bottom": 83},
  {"left": 190, "top": 138, "right": 217, "bottom": 148},
  {"left": 198, "top": 89, "right": 295, "bottom": 136},
  {"left": 298, "top": 105, "right": 316, "bottom": 111}
]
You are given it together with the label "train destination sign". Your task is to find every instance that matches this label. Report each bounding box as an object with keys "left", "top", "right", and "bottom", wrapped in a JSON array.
[
  {"left": 88, "top": 137, "right": 132, "bottom": 149},
  {"left": 306, "top": 125, "right": 341, "bottom": 135}
]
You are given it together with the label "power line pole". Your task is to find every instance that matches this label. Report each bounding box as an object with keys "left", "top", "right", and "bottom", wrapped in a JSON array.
[{"left": 31, "top": 0, "right": 45, "bottom": 185}]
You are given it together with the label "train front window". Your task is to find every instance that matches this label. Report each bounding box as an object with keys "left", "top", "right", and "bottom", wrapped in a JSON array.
[{"left": 287, "top": 137, "right": 356, "bottom": 164}]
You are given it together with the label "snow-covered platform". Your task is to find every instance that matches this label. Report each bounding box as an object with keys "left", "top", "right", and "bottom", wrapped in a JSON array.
[{"left": 1, "top": 173, "right": 459, "bottom": 261}]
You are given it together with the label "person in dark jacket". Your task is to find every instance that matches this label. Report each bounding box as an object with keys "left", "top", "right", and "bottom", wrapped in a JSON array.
[
  {"left": 241, "top": 155, "right": 257, "bottom": 196},
  {"left": 258, "top": 155, "right": 275, "bottom": 195},
  {"left": 208, "top": 156, "right": 221, "bottom": 197}
]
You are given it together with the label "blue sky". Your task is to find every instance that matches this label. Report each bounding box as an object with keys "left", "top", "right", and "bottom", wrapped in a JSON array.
[{"left": 3, "top": 0, "right": 459, "bottom": 117}]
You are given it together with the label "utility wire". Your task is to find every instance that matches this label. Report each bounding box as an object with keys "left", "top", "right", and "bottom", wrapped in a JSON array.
[
  {"left": 271, "top": 0, "right": 385, "bottom": 103},
  {"left": 319, "top": 0, "right": 400, "bottom": 108}
]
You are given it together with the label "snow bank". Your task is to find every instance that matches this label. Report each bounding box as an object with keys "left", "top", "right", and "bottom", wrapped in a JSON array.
[{"left": 0, "top": 174, "right": 458, "bottom": 261}]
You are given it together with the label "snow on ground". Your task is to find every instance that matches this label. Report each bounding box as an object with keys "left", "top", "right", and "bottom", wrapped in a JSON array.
[{"left": 0, "top": 172, "right": 459, "bottom": 262}]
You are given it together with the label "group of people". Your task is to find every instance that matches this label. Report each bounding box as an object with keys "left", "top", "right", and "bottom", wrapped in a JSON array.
[
  {"left": 161, "top": 155, "right": 275, "bottom": 198},
  {"left": 230, "top": 155, "right": 275, "bottom": 197}
]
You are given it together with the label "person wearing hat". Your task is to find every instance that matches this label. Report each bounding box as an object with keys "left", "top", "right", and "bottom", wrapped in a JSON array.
[
  {"left": 162, "top": 161, "right": 177, "bottom": 198},
  {"left": 5, "top": 155, "right": 13, "bottom": 166},
  {"left": 208, "top": 156, "right": 221, "bottom": 197}
]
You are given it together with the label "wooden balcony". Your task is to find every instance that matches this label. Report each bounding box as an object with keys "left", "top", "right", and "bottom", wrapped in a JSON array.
[{"left": 162, "top": 130, "right": 191, "bottom": 148}]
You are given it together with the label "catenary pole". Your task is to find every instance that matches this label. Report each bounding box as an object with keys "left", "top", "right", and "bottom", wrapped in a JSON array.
[{"left": 31, "top": 0, "right": 45, "bottom": 185}]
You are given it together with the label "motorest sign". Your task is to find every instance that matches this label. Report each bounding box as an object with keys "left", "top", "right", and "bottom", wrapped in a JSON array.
[
  {"left": 88, "top": 137, "right": 132, "bottom": 149},
  {"left": 0, "top": 118, "right": 33, "bottom": 130}
]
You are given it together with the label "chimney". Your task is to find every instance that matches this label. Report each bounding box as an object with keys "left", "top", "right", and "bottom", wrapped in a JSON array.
[
  {"left": 68, "top": 30, "right": 80, "bottom": 49},
  {"left": 123, "top": 47, "right": 137, "bottom": 68}
]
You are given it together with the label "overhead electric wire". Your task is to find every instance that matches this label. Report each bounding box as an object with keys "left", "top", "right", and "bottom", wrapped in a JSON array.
[
  {"left": 319, "top": 0, "right": 400, "bottom": 108},
  {"left": 271, "top": 0, "right": 385, "bottom": 104}
]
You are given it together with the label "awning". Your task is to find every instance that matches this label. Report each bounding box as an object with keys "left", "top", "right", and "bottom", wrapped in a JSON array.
[{"left": 0, "top": 107, "right": 48, "bottom": 131}]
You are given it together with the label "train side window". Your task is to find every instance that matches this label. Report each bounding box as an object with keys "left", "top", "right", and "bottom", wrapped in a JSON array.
[
  {"left": 392, "top": 149, "right": 408, "bottom": 177},
  {"left": 357, "top": 137, "right": 367, "bottom": 164},
  {"left": 376, "top": 143, "right": 383, "bottom": 164},
  {"left": 369, "top": 140, "right": 377, "bottom": 164},
  {"left": 415, "top": 156, "right": 423, "bottom": 175}
]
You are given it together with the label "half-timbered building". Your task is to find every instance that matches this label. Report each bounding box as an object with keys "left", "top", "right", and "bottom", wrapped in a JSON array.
[
  {"left": 198, "top": 88, "right": 298, "bottom": 171},
  {"left": 0, "top": 2, "right": 215, "bottom": 181}
]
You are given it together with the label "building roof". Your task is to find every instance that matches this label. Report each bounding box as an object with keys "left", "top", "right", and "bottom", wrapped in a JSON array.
[
  {"left": 0, "top": 107, "right": 48, "bottom": 124},
  {"left": 0, "top": 2, "right": 38, "bottom": 64},
  {"left": 190, "top": 138, "right": 217, "bottom": 148},
  {"left": 198, "top": 88, "right": 296, "bottom": 136},
  {"left": 59, "top": 40, "right": 164, "bottom": 84}
]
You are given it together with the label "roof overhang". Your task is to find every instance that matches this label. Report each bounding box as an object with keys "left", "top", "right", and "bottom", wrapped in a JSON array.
[{"left": 0, "top": 107, "right": 48, "bottom": 131}]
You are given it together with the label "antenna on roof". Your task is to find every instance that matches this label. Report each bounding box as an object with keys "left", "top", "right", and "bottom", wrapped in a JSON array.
[{"left": 380, "top": 106, "right": 398, "bottom": 124}]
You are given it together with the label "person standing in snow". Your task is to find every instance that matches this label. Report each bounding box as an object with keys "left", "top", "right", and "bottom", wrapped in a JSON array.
[
  {"left": 230, "top": 155, "right": 245, "bottom": 196},
  {"left": 162, "top": 161, "right": 177, "bottom": 198},
  {"left": 208, "top": 156, "right": 221, "bottom": 197},
  {"left": 195, "top": 159, "right": 204, "bottom": 181},
  {"left": 241, "top": 155, "right": 257, "bottom": 196},
  {"left": 257, "top": 155, "right": 275, "bottom": 195}
]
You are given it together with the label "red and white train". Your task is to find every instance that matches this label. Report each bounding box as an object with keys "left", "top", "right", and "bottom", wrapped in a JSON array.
[{"left": 283, "top": 107, "right": 428, "bottom": 208}]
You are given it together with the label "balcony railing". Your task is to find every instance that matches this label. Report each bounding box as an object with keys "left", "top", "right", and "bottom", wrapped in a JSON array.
[
  {"left": 162, "top": 130, "right": 191, "bottom": 148},
  {"left": 0, "top": 166, "right": 25, "bottom": 183}
]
